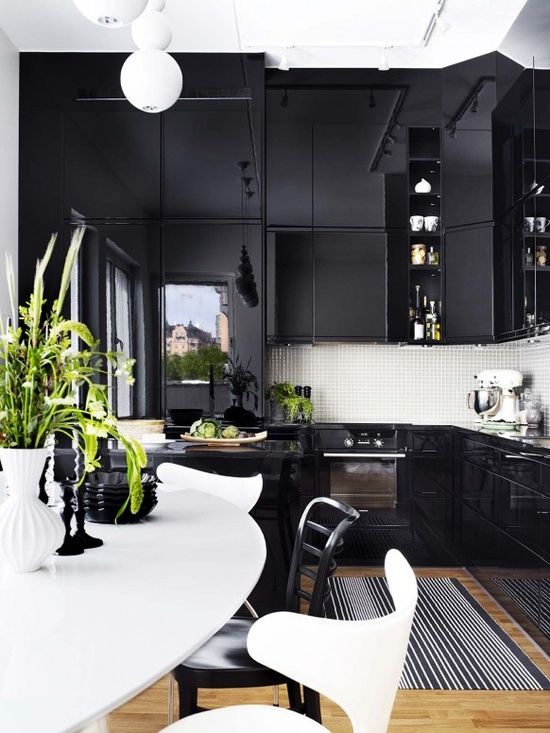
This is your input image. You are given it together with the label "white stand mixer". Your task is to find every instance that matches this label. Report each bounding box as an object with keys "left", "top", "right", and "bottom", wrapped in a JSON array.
[{"left": 468, "top": 369, "right": 523, "bottom": 427}]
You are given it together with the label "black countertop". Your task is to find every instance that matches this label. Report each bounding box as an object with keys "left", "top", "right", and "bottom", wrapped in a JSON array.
[{"left": 109, "top": 438, "right": 302, "bottom": 459}]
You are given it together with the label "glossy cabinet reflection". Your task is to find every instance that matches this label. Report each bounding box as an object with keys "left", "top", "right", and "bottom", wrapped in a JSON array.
[
  {"left": 64, "top": 106, "right": 161, "bottom": 219},
  {"left": 445, "top": 224, "right": 494, "bottom": 342},
  {"left": 164, "top": 107, "right": 261, "bottom": 218},
  {"left": 314, "top": 232, "right": 387, "bottom": 340},
  {"left": 266, "top": 231, "right": 313, "bottom": 341},
  {"left": 266, "top": 124, "right": 312, "bottom": 227}
]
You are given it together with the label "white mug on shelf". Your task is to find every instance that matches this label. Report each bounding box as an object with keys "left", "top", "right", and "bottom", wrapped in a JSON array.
[
  {"left": 524, "top": 217, "right": 535, "bottom": 232},
  {"left": 535, "top": 216, "right": 549, "bottom": 233},
  {"left": 410, "top": 215, "right": 424, "bottom": 231},
  {"left": 424, "top": 215, "right": 439, "bottom": 232}
]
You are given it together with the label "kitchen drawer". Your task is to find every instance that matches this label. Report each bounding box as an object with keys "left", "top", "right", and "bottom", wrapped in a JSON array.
[
  {"left": 459, "top": 460, "right": 497, "bottom": 522},
  {"left": 453, "top": 500, "right": 500, "bottom": 566},
  {"left": 499, "top": 479, "right": 550, "bottom": 559},
  {"left": 540, "top": 462, "right": 550, "bottom": 496},
  {"left": 499, "top": 450, "right": 541, "bottom": 492},
  {"left": 412, "top": 430, "right": 451, "bottom": 454},
  {"left": 460, "top": 437, "right": 498, "bottom": 472},
  {"left": 412, "top": 455, "right": 449, "bottom": 495}
]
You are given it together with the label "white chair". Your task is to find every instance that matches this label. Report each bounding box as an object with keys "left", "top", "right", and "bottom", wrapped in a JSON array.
[
  {"left": 156, "top": 462, "right": 264, "bottom": 723},
  {"left": 159, "top": 549, "right": 418, "bottom": 733},
  {"left": 156, "top": 463, "right": 263, "bottom": 514}
]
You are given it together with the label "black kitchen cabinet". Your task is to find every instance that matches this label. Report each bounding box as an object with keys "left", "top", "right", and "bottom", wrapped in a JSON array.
[
  {"left": 410, "top": 429, "right": 456, "bottom": 564},
  {"left": 443, "top": 131, "right": 493, "bottom": 228},
  {"left": 64, "top": 105, "right": 161, "bottom": 219},
  {"left": 313, "top": 232, "right": 387, "bottom": 341},
  {"left": 266, "top": 124, "right": 312, "bottom": 227},
  {"left": 313, "top": 125, "right": 385, "bottom": 228},
  {"left": 266, "top": 231, "right": 313, "bottom": 341},
  {"left": 445, "top": 223, "right": 495, "bottom": 342},
  {"left": 163, "top": 108, "right": 262, "bottom": 219}
]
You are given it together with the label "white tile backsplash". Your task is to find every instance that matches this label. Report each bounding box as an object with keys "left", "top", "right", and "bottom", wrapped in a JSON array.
[{"left": 267, "top": 336, "right": 550, "bottom": 426}]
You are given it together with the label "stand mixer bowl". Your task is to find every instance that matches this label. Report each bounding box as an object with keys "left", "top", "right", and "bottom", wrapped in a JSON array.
[{"left": 468, "top": 388, "right": 500, "bottom": 417}]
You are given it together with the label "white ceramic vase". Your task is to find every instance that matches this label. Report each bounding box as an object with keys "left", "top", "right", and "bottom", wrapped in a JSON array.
[{"left": 0, "top": 448, "right": 64, "bottom": 572}]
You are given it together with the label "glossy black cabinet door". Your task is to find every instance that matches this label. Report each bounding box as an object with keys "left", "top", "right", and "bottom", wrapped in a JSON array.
[
  {"left": 266, "top": 125, "right": 312, "bottom": 226},
  {"left": 163, "top": 109, "right": 261, "bottom": 218},
  {"left": 443, "top": 131, "right": 493, "bottom": 228},
  {"left": 445, "top": 224, "right": 494, "bottom": 342},
  {"left": 64, "top": 105, "right": 161, "bottom": 219},
  {"left": 313, "top": 125, "right": 385, "bottom": 227},
  {"left": 313, "top": 232, "right": 387, "bottom": 340},
  {"left": 266, "top": 231, "right": 313, "bottom": 341}
]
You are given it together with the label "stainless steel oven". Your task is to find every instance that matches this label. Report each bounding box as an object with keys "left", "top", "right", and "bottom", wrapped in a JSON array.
[{"left": 316, "top": 426, "right": 407, "bottom": 512}]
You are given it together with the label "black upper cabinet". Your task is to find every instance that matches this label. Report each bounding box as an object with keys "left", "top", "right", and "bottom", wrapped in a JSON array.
[
  {"left": 266, "top": 124, "right": 312, "bottom": 227},
  {"left": 164, "top": 107, "right": 261, "bottom": 219},
  {"left": 314, "top": 232, "right": 387, "bottom": 340},
  {"left": 64, "top": 105, "right": 161, "bottom": 219},
  {"left": 313, "top": 125, "right": 385, "bottom": 227},
  {"left": 445, "top": 223, "right": 494, "bottom": 342},
  {"left": 443, "top": 131, "right": 493, "bottom": 228},
  {"left": 266, "top": 231, "right": 313, "bottom": 341}
]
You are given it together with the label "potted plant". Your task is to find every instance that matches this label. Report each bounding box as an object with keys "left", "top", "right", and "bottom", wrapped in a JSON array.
[
  {"left": 0, "top": 228, "right": 146, "bottom": 572},
  {"left": 266, "top": 382, "right": 314, "bottom": 424},
  {"left": 222, "top": 355, "right": 259, "bottom": 426}
]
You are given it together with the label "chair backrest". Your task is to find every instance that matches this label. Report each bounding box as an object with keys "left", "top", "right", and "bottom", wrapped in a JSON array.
[
  {"left": 156, "top": 462, "right": 263, "bottom": 514},
  {"left": 248, "top": 549, "right": 418, "bottom": 733},
  {"left": 285, "top": 496, "right": 360, "bottom": 615}
]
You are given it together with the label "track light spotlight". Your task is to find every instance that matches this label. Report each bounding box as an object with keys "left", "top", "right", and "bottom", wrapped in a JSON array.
[
  {"left": 471, "top": 94, "right": 478, "bottom": 114},
  {"left": 281, "top": 89, "right": 289, "bottom": 108},
  {"left": 378, "top": 51, "right": 390, "bottom": 72},
  {"left": 385, "top": 134, "right": 396, "bottom": 145},
  {"left": 393, "top": 120, "right": 402, "bottom": 130},
  {"left": 369, "top": 89, "right": 376, "bottom": 108},
  {"left": 449, "top": 126, "right": 456, "bottom": 139},
  {"left": 278, "top": 53, "right": 290, "bottom": 71},
  {"left": 382, "top": 148, "right": 392, "bottom": 156}
]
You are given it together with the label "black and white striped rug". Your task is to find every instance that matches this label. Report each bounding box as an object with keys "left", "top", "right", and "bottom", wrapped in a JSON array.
[
  {"left": 491, "top": 577, "right": 550, "bottom": 639},
  {"left": 325, "top": 576, "right": 550, "bottom": 690}
]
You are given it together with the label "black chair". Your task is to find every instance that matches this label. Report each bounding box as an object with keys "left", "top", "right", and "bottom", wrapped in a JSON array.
[{"left": 171, "top": 496, "right": 360, "bottom": 723}]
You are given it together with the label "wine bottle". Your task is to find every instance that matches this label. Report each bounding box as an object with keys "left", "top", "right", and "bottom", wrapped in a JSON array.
[
  {"left": 413, "top": 285, "right": 425, "bottom": 341},
  {"left": 430, "top": 300, "right": 441, "bottom": 341},
  {"left": 423, "top": 295, "right": 432, "bottom": 340}
]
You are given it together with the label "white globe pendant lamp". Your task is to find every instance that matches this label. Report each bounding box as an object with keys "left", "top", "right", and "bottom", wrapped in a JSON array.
[
  {"left": 147, "top": 0, "right": 165, "bottom": 10},
  {"left": 121, "top": 49, "right": 182, "bottom": 113},
  {"left": 131, "top": 10, "right": 172, "bottom": 50},
  {"left": 73, "top": 0, "right": 148, "bottom": 26}
]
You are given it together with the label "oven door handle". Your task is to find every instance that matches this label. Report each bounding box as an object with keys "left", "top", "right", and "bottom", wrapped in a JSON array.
[{"left": 322, "top": 452, "right": 407, "bottom": 459}]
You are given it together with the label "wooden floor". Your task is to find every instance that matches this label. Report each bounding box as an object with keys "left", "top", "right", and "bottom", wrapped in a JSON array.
[{"left": 108, "top": 568, "right": 550, "bottom": 733}]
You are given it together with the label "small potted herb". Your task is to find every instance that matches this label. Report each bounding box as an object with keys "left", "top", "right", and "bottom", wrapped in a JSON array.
[{"left": 266, "top": 382, "right": 314, "bottom": 424}]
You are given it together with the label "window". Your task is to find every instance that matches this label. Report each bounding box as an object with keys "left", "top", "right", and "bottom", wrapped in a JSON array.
[
  {"left": 106, "top": 257, "right": 134, "bottom": 417},
  {"left": 164, "top": 280, "right": 231, "bottom": 417}
]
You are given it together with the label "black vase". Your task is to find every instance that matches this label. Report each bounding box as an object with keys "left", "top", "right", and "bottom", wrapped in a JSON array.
[{"left": 224, "top": 395, "right": 257, "bottom": 428}]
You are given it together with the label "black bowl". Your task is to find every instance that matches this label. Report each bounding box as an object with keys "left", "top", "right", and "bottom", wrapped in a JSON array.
[
  {"left": 85, "top": 495, "right": 158, "bottom": 524},
  {"left": 84, "top": 471, "right": 157, "bottom": 489},
  {"left": 168, "top": 409, "right": 203, "bottom": 425}
]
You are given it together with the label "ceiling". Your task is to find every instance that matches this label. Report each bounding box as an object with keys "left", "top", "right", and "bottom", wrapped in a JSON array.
[{"left": 0, "top": 0, "right": 530, "bottom": 68}]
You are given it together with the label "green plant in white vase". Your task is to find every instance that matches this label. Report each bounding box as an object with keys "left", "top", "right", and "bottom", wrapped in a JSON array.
[{"left": 0, "top": 227, "right": 146, "bottom": 572}]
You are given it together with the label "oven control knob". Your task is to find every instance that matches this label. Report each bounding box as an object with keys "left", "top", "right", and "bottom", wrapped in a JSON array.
[
  {"left": 344, "top": 436, "right": 355, "bottom": 448},
  {"left": 374, "top": 438, "right": 384, "bottom": 448}
]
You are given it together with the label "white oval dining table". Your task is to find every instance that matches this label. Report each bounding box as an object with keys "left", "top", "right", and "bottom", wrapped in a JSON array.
[{"left": 0, "top": 489, "right": 266, "bottom": 733}]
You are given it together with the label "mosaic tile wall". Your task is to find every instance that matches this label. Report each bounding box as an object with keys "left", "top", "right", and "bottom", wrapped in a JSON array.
[{"left": 267, "top": 336, "right": 550, "bottom": 426}]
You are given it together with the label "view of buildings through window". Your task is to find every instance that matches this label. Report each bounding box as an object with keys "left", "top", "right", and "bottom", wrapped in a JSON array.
[{"left": 165, "top": 283, "right": 230, "bottom": 383}]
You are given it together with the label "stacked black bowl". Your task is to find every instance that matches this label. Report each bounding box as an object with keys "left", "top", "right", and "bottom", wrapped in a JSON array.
[{"left": 83, "top": 472, "right": 158, "bottom": 524}]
